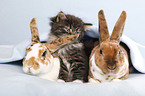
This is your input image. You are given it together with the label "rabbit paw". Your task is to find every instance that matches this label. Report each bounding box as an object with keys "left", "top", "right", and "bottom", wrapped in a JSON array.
[
  {"left": 88, "top": 78, "right": 101, "bottom": 84},
  {"left": 111, "top": 79, "right": 122, "bottom": 82}
]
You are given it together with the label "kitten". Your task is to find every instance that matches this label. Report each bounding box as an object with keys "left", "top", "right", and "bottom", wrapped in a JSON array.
[{"left": 47, "top": 11, "right": 89, "bottom": 82}]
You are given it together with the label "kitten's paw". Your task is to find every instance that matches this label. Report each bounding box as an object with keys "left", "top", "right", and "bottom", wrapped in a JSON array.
[
  {"left": 57, "top": 79, "right": 65, "bottom": 83},
  {"left": 73, "top": 80, "right": 83, "bottom": 83}
]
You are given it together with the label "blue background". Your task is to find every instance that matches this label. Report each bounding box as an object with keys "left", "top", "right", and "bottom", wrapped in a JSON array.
[{"left": 0, "top": 0, "right": 144, "bottom": 45}]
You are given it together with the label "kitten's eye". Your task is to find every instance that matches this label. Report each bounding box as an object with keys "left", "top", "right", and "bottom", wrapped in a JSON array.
[
  {"left": 76, "top": 28, "right": 81, "bottom": 32},
  {"left": 75, "top": 28, "right": 78, "bottom": 31},
  {"left": 74, "top": 29, "right": 78, "bottom": 33},
  {"left": 100, "top": 50, "right": 103, "bottom": 55},
  {"left": 42, "top": 50, "right": 47, "bottom": 57}
]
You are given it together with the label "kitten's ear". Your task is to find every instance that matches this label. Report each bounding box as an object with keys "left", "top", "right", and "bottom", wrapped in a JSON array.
[
  {"left": 56, "top": 11, "right": 67, "bottom": 22},
  {"left": 84, "top": 23, "right": 93, "bottom": 31}
]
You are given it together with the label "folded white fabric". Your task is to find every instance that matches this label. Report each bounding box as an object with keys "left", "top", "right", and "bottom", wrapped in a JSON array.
[
  {"left": 0, "top": 26, "right": 145, "bottom": 73},
  {"left": 0, "top": 32, "right": 48, "bottom": 63},
  {"left": 121, "top": 35, "right": 145, "bottom": 73}
]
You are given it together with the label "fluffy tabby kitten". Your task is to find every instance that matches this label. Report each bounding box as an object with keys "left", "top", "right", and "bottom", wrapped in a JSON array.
[{"left": 47, "top": 11, "right": 89, "bottom": 82}]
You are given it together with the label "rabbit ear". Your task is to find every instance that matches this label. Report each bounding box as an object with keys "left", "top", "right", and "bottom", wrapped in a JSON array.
[
  {"left": 45, "top": 34, "right": 79, "bottom": 53},
  {"left": 30, "top": 18, "right": 40, "bottom": 44},
  {"left": 98, "top": 10, "right": 109, "bottom": 43},
  {"left": 110, "top": 11, "right": 127, "bottom": 42},
  {"left": 56, "top": 11, "right": 67, "bottom": 22}
]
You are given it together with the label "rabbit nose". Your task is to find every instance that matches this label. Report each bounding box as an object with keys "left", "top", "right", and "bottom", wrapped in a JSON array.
[
  {"left": 27, "top": 66, "right": 32, "bottom": 70},
  {"left": 107, "top": 64, "right": 116, "bottom": 70},
  {"left": 24, "top": 66, "right": 32, "bottom": 74}
]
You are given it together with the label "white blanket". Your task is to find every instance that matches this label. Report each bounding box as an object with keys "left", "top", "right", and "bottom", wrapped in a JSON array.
[{"left": 0, "top": 26, "right": 145, "bottom": 73}]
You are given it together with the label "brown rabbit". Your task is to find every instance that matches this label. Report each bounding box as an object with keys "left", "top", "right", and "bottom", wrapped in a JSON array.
[{"left": 88, "top": 10, "right": 129, "bottom": 83}]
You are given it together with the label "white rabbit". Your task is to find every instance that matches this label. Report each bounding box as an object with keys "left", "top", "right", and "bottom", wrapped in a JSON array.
[
  {"left": 23, "top": 18, "right": 79, "bottom": 81},
  {"left": 88, "top": 10, "right": 129, "bottom": 83}
]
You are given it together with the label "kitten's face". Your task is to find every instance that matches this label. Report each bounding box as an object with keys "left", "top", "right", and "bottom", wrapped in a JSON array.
[{"left": 50, "top": 12, "right": 85, "bottom": 39}]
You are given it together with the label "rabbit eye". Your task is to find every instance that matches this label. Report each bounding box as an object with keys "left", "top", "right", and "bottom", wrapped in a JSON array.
[
  {"left": 119, "top": 50, "right": 121, "bottom": 55},
  {"left": 100, "top": 50, "right": 103, "bottom": 55},
  {"left": 42, "top": 50, "right": 47, "bottom": 57},
  {"left": 26, "top": 46, "right": 31, "bottom": 50},
  {"left": 26, "top": 46, "right": 32, "bottom": 52}
]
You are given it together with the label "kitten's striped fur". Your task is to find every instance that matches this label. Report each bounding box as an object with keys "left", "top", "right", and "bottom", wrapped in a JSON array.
[{"left": 48, "top": 12, "right": 89, "bottom": 82}]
